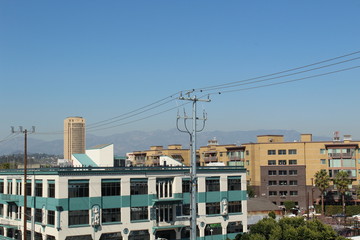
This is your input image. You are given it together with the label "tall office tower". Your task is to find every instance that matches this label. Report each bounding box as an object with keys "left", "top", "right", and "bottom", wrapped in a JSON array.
[{"left": 64, "top": 117, "right": 86, "bottom": 161}]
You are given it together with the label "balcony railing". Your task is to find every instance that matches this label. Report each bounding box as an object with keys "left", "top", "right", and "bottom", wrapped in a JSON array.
[
  {"left": 229, "top": 156, "right": 244, "bottom": 161},
  {"left": 204, "top": 156, "right": 218, "bottom": 162},
  {"left": 329, "top": 153, "right": 354, "bottom": 159}
]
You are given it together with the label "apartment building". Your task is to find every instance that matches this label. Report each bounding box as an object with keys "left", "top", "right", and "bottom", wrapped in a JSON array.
[
  {"left": 0, "top": 166, "right": 247, "bottom": 240},
  {"left": 130, "top": 145, "right": 191, "bottom": 166},
  {"left": 198, "top": 138, "right": 246, "bottom": 167},
  {"left": 243, "top": 133, "right": 360, "bottom": 209}
]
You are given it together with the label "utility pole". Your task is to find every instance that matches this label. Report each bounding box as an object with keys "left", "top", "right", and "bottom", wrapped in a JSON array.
[
  {"left": 177, "top": 91, "right": 210, "bottom": 239},
  {"left": 12, "top": 126, "right": 35, "bottom": 240}
]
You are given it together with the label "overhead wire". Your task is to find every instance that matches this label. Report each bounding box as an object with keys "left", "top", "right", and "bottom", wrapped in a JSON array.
[
  {"left": 196, "top": 56, "right": 360, "bottom": 93},
  {"left": 30, "top": 50, "right": 360, "bottom": 135},
  {"left": 195, "top": 50, "right": 360, "bottom": 92}
]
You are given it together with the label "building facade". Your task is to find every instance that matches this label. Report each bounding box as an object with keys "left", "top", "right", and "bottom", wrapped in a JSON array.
[
  {"left": 130, "top": 145, "right": 191, "bottom": 166},
  {"left": 64, "top": 117, "right": 86, "bottom": 161},
  {"left": 243, "top": 133, "right": 360, "bottom": 210},
  {"left": 0, "top": 166, "right": 247, "bottom": 240}
]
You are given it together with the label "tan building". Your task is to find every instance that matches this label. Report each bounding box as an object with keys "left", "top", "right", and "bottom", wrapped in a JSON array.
[
  {"left": 243, "top": 133, "right": 360, "bottom": 210},
  {"left": 64, "top": 116, "right": 86, "bottom": 161},
  {"left": 131, "top": 144, "right": 191, "bottom": 166},
  {"left": 199, "top": 138, "right": 246, "bottom": 167}
]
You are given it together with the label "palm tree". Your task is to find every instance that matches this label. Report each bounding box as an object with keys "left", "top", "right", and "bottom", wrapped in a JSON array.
[
  {"left": 314, "top": 169, "right": 330, "bottom": 215},
  {"left": 333, "top": 170, "right": 352, "bottom": 215}
]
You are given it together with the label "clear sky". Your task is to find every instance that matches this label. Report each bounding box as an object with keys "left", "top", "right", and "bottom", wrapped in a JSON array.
[{"left": 1, "top": 1, "right": 360, "bottom": 142}]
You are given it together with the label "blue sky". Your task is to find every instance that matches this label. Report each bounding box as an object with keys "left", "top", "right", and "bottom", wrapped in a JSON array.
[{"left": 1, "top": 1, "right": 360, "bottom": 141}]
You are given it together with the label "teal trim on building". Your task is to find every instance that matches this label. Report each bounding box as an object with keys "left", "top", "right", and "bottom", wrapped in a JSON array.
[
  {"left": 228, "top": 176, "right": 241, "bottom": 179},
  {"left": 130, "top": 178, "right": 147, "bottom": 182},
  {"left": 101, "top": 179, "right": 120, "bottom": 183},
  {"left": 0, "top": 166, "right": 246, "bottom": 177},
  {"left": 102, "top": 196, "right": 122, "bottom": 208},
  {"left": 68, "top": 179, "right": 89, "bottom": 184},
  {"left": 73, "top": 154, "right": 97, "bottom": 167}
]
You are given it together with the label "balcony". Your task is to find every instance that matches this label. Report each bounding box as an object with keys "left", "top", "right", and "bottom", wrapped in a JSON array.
[
  {"left": 229, "top": 156, "right": 244, "bottom": 161},
  {"left": 204, "top": 156, "right": 218, "bottom": 163},
  {"left": 329, "top": 153, "right": 354, "bottom": 159}
]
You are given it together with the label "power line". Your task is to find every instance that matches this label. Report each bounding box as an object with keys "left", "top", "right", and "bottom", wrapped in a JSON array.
[
  {"left": 32, "top": 50, "right": 360, "bottom": 135},
  {"left": 206, "top": 65, "right": 360, "bottom": 95},
  {"left": 197, "top": 56, "right": 360, "bottom": 93},
  {"left": 195, "top": 50, "right": 360, "bottom": 92}
]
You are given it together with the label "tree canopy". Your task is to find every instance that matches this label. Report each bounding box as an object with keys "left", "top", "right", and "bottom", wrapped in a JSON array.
[{"left": 236, "top": 217, "right": 346, "bottom": 240}]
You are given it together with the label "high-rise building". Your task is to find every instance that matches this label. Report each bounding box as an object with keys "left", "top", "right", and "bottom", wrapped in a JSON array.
[{"left": 64, "top": 116, "right": 86, "bottom": 161}]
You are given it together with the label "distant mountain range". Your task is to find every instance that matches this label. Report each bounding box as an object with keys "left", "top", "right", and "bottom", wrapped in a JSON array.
[{"left": 0, "top": 129, "right": 331, "bottom": 156}]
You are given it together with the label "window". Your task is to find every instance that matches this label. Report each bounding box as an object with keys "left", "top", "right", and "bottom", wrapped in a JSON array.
[
  {"left": 228, "top": 201, "right": 242, "bottom": 213},
  {"left": 35, "top": 182, "right": 42, "bottom": 197},
  {"left": 130, "top": 206, "right": 148, "bottom": 221},
  {"left": 279, "top": 191, "right": 287, "bottom": 196},
  {"left": 156, "top": 179, "right": 173, "bottom": 198},
  {"left": 320, "top": 149, "right": 326, "bottom": 154},
  {"left": 0, "top": 181, "right": 3, "bottom": 194},
  {"left": 289, "top": 180, "right": 298, "bottom": 186},
  {"left": 68, "top": 180, "right": 89, "bottom": 198},
  {"left": 102, "top": 180, "right": 121, "bottom": 196},
  {"left": 279, "top": 170, "right": 287, "bottom": 175},
  {"left": 246, "top": 150, "right": 249, "bottom": 156},
  {"left": 268, "top": 180, "right": 277, "bottom": 186},
  {"left": 48, "top": 181, "right": 55, "bottom": 198},
  {"left": 321, "top": 159, "right": 326, "bottom": 165},
  {"left": 68, "top": 210, "right": 89, "bottom": 226},
  {"left": 48, "top": 210, "right": 55, "bottom": 225},
  {"left": 206, "top": 178, "right": 220, "bottom": 192},
  {"left": 289, "top": 149, "right": 297, "bottom": 155},
  {"left": 130, "top": 179, "right": 148, "bottom": 195},
  {"left": 268, "top": 150, "right": 276, "bottom": 155},
  {"left": 289, "top": 160, "right": 297, "bottom": 165},
  {"left": 228, "top": 177, "right": 241, "bottom": 191},
  {"left": 35, "top": 209, "right": 42, "bottom": 223},
  {"left": 182, "top": 179, "right": 191, "bottom": 193},
  {"left": 7, "top": 180, "right": 12, "bottom": 194},
  {"left": 102, "top": 208, "right": 121, "bottom": 223},
  {"left": 268, "top": 170, "right": 276, "bottom": 176},
  {"left": 269, "top": 191, "right": 277, "bottom": 196},
  {"left": 227, "top": 221, "right": 243, "bottom": 234},
  {"left": 206, "top": 202, "right": 220, "bottom": 215},
  {"left": 278, "top": 150, "right": 286, "bottom": 155},
  {"left": 289, "top": 170, "right": 298, "bottom": 175},
  {"left": 278, "top": 160, "right": 286, "bottom": 165},
  {"left": 279, "top": 180, "right": 287, "bottom": 185},
  {"left": 0, "top": 204, "right": 3, "bottom": 216},
  {"left": 268, "top": 160, "right": 276, "bottom": 165},
  {"left": 182, "top": 204, "right": 191, "bottom": 216},
  {"left": 26, "top": 181, "right": 31, "bottom": 196},
  {"left": 26, "top": 208, "right": 31, "bottom": 221},
  {"left": 290, "top": 191, "right": 298, "bottom": 196}
]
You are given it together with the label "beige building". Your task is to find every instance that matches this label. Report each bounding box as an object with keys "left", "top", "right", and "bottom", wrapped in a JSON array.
[
  {"left": 131, "top": 144, "right": 191, "bottom": 166},
  {"left": 64, "top": 116, "right": 86, "bottom": 161},
  {"left": 243, "top": 133, "right": 360, "bottom": 209},
  {"left": 199, "top": 138, "right": 246, "bottom": 167}
]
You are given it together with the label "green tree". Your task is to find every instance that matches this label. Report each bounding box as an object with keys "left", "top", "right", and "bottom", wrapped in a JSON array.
[
  {"left": 314, "top": 169, "right": 330, "bottom": 215},
  {"left": 284, "top": 200, "right": 296, "bottom": 214},
  {"left": 268, "top": 211, "right": 276, "bottom": 219},
  {"left": 247, "top": 184, "right": 255, "bottom": 198},
  {"left": 237, "top": 217, "right": 347, "bottom": 240},
  {"left": 333, "top": 170, "right": 352, "bottom": 215}
]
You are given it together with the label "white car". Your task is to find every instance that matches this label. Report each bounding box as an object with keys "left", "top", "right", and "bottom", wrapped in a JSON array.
[{"left": 352, "top": 214, "right": 360, "bottom": 220}]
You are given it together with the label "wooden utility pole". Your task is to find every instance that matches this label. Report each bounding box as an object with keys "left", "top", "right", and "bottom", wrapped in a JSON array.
[{"left": 12, "top": 126, "right": 35, "bottom": 240}]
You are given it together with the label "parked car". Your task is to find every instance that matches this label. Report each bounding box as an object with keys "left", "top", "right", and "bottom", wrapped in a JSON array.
[{"left": 352, "top": 214, "right": 360, "bottom": 220}]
